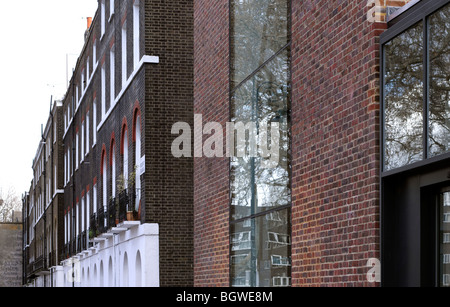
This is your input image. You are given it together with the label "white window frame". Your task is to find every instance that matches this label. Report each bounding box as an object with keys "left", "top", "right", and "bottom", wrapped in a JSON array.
[
  {"left": 86, "top": 111, "right": 90, "bottom": 155},
  {"left": 133, "top": 0, "right": 140, "bottom": 69},
  {"left": 93, "top": 99, "right": 97, "bottom": 146},
  {"left": 81, "top": 120, "right": 85, "bottom": 161},
  {"left": 76, "top": 132, "right": 79, "bottom": 170},
  {"left": 109, "top": 0, "right": 115, "bottom": 20},
  {"left": 81, "top": 196, "right": 85, "bottom": 233},
  {"left": 122, "top": 23, "right": 127, "bottom": 87},
  {"left": 123, "top": 129, "right": 129, "bottom": 190},
  {"left": 101, "top": 0, "right": 106, "bottom": 38},
  {"left": 101, "top": 63, "right": 106, "bottom": 119},
  {"left": 112, "top": 144, "right": 116, "bottom": 198},
  {"left": 110, "top": 47, "right": 115, "bottom": 108}
]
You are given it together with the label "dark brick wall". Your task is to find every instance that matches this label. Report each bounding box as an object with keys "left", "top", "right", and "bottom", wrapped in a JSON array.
[
  {"left": 143, "top": 0, "right": 194, "bottom": 287},
  {"left": 61, "top": 0, "right": 194, "bottom": 287},
  {"left": 193, "top": 0, "right": 230, "bottom": 287}
]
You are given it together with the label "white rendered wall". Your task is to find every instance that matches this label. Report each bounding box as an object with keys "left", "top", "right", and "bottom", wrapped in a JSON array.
[{"left": 58, "top": 223, "right": 159, "bottom": 287}]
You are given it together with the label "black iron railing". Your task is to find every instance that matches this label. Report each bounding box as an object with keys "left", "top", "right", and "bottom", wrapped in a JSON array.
[
  {"left": 98, "top": 207, "right": 106, "bottom": 235},
  {"left": 118, "top": 190, "right": 128, "bottom": 223},
  {"left": 108, "top": 198, "right": 117, "bottom": 229},
  {"left": 90, "top": 213, "right": 98, "bottom": 239}
]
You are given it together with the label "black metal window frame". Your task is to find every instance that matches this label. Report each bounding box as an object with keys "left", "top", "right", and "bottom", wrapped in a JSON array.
[{"left": 380, "top": 0, "right": 450, "bottom": 177}]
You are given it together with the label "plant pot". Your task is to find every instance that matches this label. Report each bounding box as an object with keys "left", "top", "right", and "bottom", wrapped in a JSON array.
[{"left": 127, "top": 211, "right": 135, "bottom": 221}]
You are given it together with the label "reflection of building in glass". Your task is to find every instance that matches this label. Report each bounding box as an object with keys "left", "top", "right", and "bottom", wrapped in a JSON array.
[{"left": 442, "top": 192, "right": 450, "bottom": 287}]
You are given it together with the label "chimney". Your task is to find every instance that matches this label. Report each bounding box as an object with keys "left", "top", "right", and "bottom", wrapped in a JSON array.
[
  {"left": 85, "top": 17, "right": 93, "bottom": 42},
  {"left": 87, "top": 17, "right": 93, "bottom": 30}
]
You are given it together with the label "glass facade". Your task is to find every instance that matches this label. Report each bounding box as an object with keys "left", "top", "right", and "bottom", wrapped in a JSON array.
[
  {"left": 384, "top": 22, "right": 424, "bottom": 171},
  {"left": 429, "top": 6, "right": 450, "bottom": 157},
  {"left": 230, "top": 0, "right": 291, "bottom": 287},
  {"left": 383, "top": 3, "right": 450, "bottom": 171}
]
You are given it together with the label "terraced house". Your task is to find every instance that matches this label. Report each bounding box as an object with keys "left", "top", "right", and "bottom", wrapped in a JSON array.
[
  {"left": 23, "top": 0, "right": 194, "bottom": 287},
  {"left": 22, "top": 0, "right": 450, "bottom": 288}
]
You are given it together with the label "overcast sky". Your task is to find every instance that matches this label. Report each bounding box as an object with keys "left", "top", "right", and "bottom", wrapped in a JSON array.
[{"left": 0, "top": 0, "right": 98, "bottom": 197}]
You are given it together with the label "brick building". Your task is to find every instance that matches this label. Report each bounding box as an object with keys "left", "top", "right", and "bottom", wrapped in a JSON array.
[
  {"left": 55, "top": 0, "right": 193, "bottom": 287},
  {"left": 193, "top": 0, "right": 450, "bottom": 287},
  {"left": 22, "top": 100, "right": 64, "bottom": 287},
  {"left": 0, "top": 223, "right": 22, "bottom": 287}
]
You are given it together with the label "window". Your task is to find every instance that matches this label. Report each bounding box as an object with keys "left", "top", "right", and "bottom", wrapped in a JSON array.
[
  {"left": 76, "top": 85, "right": 79, "bottom": 107},
  {"left": 86, "top": 191, "right": 90, "bottom": 232},
  {"left": 87, "top": 57, "right": 90, "bottom": 83},
  {"left": 81, "top": 120, "right": 85, "bottom": 161},
  {"left": 122, "top": 23, "right": 127, "bottom": 87},
  {"left": 101, "top": 64, "right": 106, "bottom": 118},
  {"left": 229, "top": 0, "right": 291, "bottom": 288},
  {"left": 93, "top": 184, "right": 98, "bottom": 214},
  {"left": 81, "top": 69, "right": 86, "bottom": 93},
  {"left": 382, "top": 3, "right": 450, "bottom": 171},
  {"left": 76, "top": 202, "right": 80, "bottom": 238},
  {"left": 123, "top": 127, "right": 129, "bottom": 190},
  {"left": 93, "top": 100, "right": 97, "bottom": 146},
  {"left": 81, "top": 196, "right": 85, "bottom": 233},
  {"left": 133, "top": 0, "right": 140, "bottom": 69},
  {"left": 134, "top": 114, "right": 141, "bottom": 211},
  {"left": 110, "top": 0, "right": 115, "bottom": 19},
  {"left": 64, "top": 152, "right": 67, "bottom": 184},
  {"left": 93, "top": 41, "right": 98, "bottom": 70},
  {"left": 76, "top": 131, "right": 79, "bottom": 170},
  {"left": 102, "top": 150, "right": 108, "bottom": 209},
  {"left": 111, "top": 142, "right": 116, "bottom": 198},
  {"left": 101, "top": 0, "right": 106, "bottom": 38},
  {"left": 86, "top": 111, "right": 90, "bottom": 155},
  {"left": 110, "top": 48, "right": 115, "bottom": 107},
  {"left": 383, "top": 22, "right": 424, "bottom": 171}
]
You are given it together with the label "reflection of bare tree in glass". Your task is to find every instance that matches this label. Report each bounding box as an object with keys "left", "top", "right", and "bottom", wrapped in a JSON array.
[
  {"left": 384, "top": 22, "right": 424, "bottom": 170},
  {"left": 231, "top": 0, "right": 288, "bottom": 88},
  {"left": 231, "top": 51, "right": 291, "bottom": 220},
  {"left": 429, "top": 4, "right": 450, "bottom": 157}
]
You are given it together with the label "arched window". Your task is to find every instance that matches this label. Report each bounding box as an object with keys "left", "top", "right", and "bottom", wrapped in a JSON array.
[
  {"left": 121, "top": 120, "right": 129, "bottom": 191},
  {"left": 111, "top": 137, "right": 116, "bottom": 199},
  {"left": 101, "top": 146, "right": 108, "bottom": 230},
  {"left": 133, "top": 106, "right": 141, "bottom": 212}
]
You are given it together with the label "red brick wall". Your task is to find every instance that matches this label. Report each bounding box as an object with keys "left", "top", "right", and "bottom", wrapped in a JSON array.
[
  {"left": 193, "top": 0, "right": 415, "bottom": 287},
  {"left": 290, "top": 0, "right": 386, "bottom": 287},
  {"left": 193, "top": 0, "right": 230, "bottom": 287}
]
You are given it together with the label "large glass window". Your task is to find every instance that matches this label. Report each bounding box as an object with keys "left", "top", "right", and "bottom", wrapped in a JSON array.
[
  {"left": 384, "top": 22, "right": 424, "bottom": 171},
  {"left": 230, "top": 0, "right": 291, "bottom": 287},
  {"left": 429, "top": 5, "right": 450, "bottom": 157},
  {"left": 383, "top": 3, "right": 450, "bottom": 171}
]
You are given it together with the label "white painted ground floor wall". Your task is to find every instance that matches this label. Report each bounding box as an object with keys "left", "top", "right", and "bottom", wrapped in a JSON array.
[{"left": 41, "top": 223, "right": 159, "bottom": 287}]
